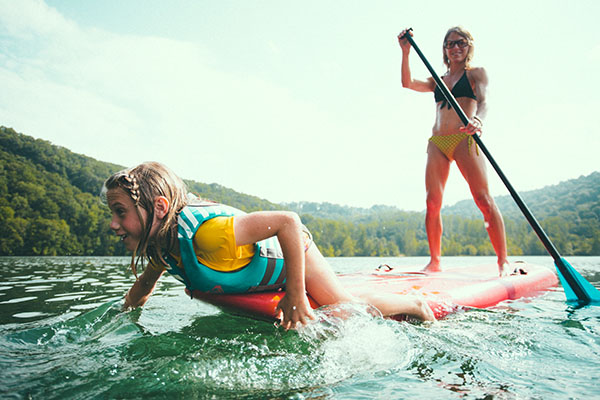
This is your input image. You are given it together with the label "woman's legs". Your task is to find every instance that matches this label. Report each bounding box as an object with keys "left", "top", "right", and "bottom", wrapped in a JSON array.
[
  {"left": 303, "top": 244, "right": 435, "bottom": 321},
  {"left": 454, "top": 139, "right": 510, "bottom": 275},
  {"left": 424, "top": 142, "right": 452, "bottom": 272}
]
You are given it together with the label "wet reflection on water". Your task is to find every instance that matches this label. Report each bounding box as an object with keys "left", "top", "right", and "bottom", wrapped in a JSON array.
[{"left": 0, "top": 257, "right": 139, "bottom": 323}]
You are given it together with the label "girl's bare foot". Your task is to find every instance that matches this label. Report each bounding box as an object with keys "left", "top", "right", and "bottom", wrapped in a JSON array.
[{"left": 412, "top": 296, "right": 436, "bottom": 321}]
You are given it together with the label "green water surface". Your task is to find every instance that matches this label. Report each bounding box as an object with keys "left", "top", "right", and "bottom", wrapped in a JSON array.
[{"left": 1, "top": 256, "right": 599, "bottom": 399}]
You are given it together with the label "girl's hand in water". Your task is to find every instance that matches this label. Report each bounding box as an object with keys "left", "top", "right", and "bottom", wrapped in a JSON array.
[{"left": 275, "top": 292, "right": 316, "bottom": 330}]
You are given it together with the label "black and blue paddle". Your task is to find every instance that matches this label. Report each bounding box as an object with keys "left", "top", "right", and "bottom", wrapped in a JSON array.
[{"left": 401, "top": 28, "right": 600, "bottom": 304}]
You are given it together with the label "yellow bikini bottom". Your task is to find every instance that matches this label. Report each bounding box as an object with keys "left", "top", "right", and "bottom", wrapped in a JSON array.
[{"left": 429, "top": 133, "right": 479, "bottom": 160}]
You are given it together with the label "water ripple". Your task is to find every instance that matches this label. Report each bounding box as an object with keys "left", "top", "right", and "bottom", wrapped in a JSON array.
[{"left": 1, "top": 256, "right": 599, "bottom": 399}]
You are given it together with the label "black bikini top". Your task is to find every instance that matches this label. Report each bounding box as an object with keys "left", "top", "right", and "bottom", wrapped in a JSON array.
[{"left": 434, "top": 71, "right": 477, "bottom": 109}]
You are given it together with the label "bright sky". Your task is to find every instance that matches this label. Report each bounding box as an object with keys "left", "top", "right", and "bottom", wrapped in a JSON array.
[{"left": 1, "top": 0, "right": 598, "bottom": 211}]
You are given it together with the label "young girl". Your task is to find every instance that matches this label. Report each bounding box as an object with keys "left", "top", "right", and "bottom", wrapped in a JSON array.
[{"left": 103, "top": 162, "right": 434, "bottom": 329}]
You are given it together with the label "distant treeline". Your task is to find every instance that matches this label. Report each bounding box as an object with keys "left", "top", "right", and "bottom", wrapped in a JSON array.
[
  {"left": 1, "top": 126, "right": 599, "bottom": 257},
  {"left": 286, "top": 199, "right": 600, "bottom": 257}
]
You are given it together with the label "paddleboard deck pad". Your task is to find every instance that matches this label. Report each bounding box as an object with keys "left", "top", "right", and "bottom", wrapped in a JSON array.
[{"left": 189, "top": 262, "right": 558, "bottom": 320}]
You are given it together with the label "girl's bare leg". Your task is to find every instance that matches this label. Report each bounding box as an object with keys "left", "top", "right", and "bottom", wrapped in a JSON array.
[{"left": 303, "top": 245, "right": 435, "bottom": 321}]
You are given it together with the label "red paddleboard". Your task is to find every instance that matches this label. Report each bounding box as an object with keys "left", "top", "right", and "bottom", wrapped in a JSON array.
[{"left": 189, "top": 262, "right": 558, "bottom": 320}]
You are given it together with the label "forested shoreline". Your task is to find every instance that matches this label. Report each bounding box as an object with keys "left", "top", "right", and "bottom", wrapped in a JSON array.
[{"left": 1, "top": 126, "right": 599, "bottom": 257}]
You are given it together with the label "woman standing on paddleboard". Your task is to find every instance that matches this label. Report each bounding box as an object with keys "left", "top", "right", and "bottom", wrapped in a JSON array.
[{"left": 398, "top": 27, "right": 511, "bottom": 276}]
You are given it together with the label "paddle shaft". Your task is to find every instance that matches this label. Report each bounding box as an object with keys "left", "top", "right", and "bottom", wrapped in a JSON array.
[{"left": 402, "top": 30, "right": 591, "bottom": 302}]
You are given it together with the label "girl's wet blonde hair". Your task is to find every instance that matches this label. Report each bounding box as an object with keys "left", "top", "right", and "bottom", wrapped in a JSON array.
[
  {"left": 103, "top": 161, "right": 188, "bottom": 277},
  {"left": 442, "top": 26, "right": 475, "bottom": 69}
]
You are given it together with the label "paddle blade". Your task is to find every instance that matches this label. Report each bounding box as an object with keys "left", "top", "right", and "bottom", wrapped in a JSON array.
[{"left": 555, "top": 257, "right": 600, "bottom": 303}]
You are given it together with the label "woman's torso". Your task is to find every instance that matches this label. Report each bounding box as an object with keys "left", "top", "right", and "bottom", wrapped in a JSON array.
[{"left": 431, "top": 69, "right": 478, "bottom": 136}]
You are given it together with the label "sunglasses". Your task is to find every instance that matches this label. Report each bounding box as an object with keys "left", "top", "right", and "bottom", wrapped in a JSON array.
[{"left": 444, "top": 39, "right": 469, "bottom": 49}]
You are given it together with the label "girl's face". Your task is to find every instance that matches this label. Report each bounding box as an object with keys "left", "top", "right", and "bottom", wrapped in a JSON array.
[
  {"left": 107, "top": 188, "right": 148, "bottom": 252},
  {"left": 444, "top": 32, "right": 470, "bottom": 65}
]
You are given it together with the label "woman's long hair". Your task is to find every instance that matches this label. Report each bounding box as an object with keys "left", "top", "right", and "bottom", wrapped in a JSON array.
[
  {"left": 442, "top": 26, "right": 475, "bottom": 69},
  {"left": 102, "top": 162, "right": 188, "bottom": 276}
]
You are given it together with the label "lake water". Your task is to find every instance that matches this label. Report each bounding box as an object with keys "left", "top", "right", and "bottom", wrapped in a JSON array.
[{"left": 1, "top": 256, "right": 599, "bottom": 399}]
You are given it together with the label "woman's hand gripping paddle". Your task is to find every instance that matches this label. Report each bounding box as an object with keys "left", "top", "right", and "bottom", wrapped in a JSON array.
[{"left": 400, "top": 28, "right": 600, "bottom": 305}]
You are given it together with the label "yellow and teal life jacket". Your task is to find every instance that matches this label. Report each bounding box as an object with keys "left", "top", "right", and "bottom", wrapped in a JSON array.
[{"left": 164, "top": 204, "right": 286, "bottom": 293}]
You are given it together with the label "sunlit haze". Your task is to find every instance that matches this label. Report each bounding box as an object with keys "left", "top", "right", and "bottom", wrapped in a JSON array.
[{"left": 1, "top": 0, "right": 598, "bottom": 210}]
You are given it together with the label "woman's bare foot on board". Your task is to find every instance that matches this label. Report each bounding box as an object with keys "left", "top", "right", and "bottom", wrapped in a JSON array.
[
  {"left": 498, "top": 262, "right": 528, "bottom": 277},
  {"left": 498, "top": 262, "right": 512, "bottom": 277},
  {"left": 422, "top": 259, "right": 442, "bottom": 273}
]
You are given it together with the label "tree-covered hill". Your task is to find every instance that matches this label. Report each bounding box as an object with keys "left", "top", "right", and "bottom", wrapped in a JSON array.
[
  {"left": 0, "top": 126, "right": 279, "bottom": 256},
  {"left": 440, "top": 173, "right": 600, "bottom": 255},
  {"left": 284, "top": 172, "right": 600, "bottom": 256},
  {"left": 1, "top": 125, "right": 598, "bottom": 256},
  {"left": 441, "top": 172, "right": 600, "bottom": 222}
]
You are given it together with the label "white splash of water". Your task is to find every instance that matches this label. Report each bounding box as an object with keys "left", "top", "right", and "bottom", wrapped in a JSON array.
[{"left": 297, "top": 303, "right": 415, "bottom": 382}]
